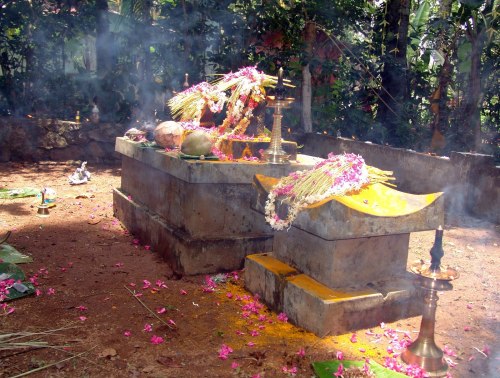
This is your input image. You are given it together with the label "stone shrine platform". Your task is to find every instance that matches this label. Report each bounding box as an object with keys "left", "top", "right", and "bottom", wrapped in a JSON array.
[
  {"left": 113, "top": 138, "right": 318, "bottom": 275},
  {"left": 245, "top": 174, "right": 445, "bottom": 336}
]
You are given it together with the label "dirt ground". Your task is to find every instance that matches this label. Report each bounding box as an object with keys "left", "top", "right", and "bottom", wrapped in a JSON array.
[{"left": 0, "top": 162, "right": 498, "bottom": 378}]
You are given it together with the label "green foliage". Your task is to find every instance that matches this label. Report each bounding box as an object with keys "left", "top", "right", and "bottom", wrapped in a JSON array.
[
  {"left": 312, "top": 359, "right": 408, "bottom": 378},
  {"left": 0, "top": 0, "right": 497, "bottom": 155}
]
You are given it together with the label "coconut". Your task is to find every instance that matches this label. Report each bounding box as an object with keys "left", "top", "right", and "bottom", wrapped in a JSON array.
[
  {"left": 181, "top": 130, "right": 214, "bottom": 156},
  {"left": 154, "top": 121, "right": 184, "bottom": 149}
]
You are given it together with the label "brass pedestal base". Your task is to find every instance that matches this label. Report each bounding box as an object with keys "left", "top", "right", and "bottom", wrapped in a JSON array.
[
  {"left": 401, "top": 340, "right": 448, "bottom": 377},
  {"left": 401, "top": 262, "right": 458, "bottom": 377},
  {"left": 36, "top": 204, "right": 50, "bottom": 217}
]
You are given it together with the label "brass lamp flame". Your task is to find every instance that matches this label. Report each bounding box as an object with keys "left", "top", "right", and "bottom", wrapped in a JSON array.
[{"left": 401, "top": 226, "right": 458, "bottom": 377}]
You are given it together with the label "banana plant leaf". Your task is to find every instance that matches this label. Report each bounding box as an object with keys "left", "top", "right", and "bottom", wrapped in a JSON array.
[
  {"left": 179, "top": 153, "right": 219, "bottom": 160},
  {"left": 0, "top": 188, "right": 40, "bottom": 199},
  {"left": 0, "top": 262, "right": 35, "bottom": 301},
  {"left": 312, "top": 359, "right": 408, "bottom": 378},
  {"left": 0, "top": 244, "right": 33, "bottom": 264}
]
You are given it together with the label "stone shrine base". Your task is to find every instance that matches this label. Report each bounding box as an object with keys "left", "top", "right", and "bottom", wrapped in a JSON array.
[
  {"left": 114, "top": 188, "right": 272, "bottom": 275},
  {"left": 244, "top": 174, "right": 443, "bottom": 336},
  {"left": 113, "top": 138, "right": 319, "bottom": 276},
  {"left": 245, "top": 253, "right": 421, "bottom": 337}
]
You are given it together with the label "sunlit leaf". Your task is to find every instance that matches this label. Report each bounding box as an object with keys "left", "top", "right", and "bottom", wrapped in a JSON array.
[{"left": 312, "top": 360, "right": 408, "bottom": 378}]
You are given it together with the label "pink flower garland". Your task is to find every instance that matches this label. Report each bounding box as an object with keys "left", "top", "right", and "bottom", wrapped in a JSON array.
[{"left": 265, "top": 153, "right": 371, "bottom": 230}]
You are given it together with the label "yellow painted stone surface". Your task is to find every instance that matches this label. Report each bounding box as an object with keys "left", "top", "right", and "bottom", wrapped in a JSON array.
[
  {"left": 287, "top": 274, "right": 379, "bottom": 302},
  {"left": 255, "top": 174, "right": 443, "bottom": 217}
]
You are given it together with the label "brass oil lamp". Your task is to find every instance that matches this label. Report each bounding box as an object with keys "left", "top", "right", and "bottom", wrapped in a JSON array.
[
  {"left": 401, "top": 226, "right": 459, "bottom": 377},
  {"left": 263, "top": 67, "right": 294, "bottom": 164},
  {"left": 36, "top": 188, "right": 50, "bottom": 217}
]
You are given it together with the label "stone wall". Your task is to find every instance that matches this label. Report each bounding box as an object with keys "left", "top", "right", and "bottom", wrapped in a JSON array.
[
  {"left": 301, "top": 133, "right": 500, "bottom": 224},
  {"left": 1, "top": 118, "right": 497, "bottom": 223},
  {"left": 0, "top": 117, "right": 127, "bottom": 163}
]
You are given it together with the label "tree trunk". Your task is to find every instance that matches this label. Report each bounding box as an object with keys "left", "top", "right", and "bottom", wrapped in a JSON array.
[
  {"left": 139, "top": 2, "right": 154, "bottom": 122},
  {"left": 461, "top": 5, "right": 491, "bottom": 152},
  {"left": 95, "top": 0, "right": 112, "bottom": 76},
  {"left": 468, "top": 35, "right": 483, "bottom": 151},
  {"left": 430, "top": 0, "right": 453, "bottom": 153},
  {"left": 376, "top": 0, "right": 411, "bottom": 147},
  {"left": 301, "top": 65, "right": 312, "bottom": 133},
  {"left": 301, "top": 21, "right": 316, "bottom": 134}
]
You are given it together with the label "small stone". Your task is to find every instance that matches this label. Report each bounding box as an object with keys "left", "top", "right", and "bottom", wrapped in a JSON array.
[
  {"left": 99, "top": 347, "right": 117, "bottom": 358},
  {"left": 142, "top": 365, "right": 156, "bottom": 373}
]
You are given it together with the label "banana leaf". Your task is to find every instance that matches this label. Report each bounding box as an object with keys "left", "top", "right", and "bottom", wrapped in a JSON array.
[
  {"left": 0, "top": 188, "right": 39, "bottom": 199},
  {"left": 179, "top": 153, "right": 219, "bottom": 160},
  {"left": 312, "top": 359, "right": 408, "bottom": 378},
  {"left": 0, "top": 263, "right": 35, "bottom": 301},
  {"left": 0, "top": 244, "right": 33, "bottom": 264}
]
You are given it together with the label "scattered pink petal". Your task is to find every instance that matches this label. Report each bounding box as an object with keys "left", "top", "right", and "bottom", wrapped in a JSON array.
[
  {"left": 114, "top": 262, "right": 124, "bottom": 267},
  {"left": 231, "top": 361, "right": 240, "bottom": 369},
  {"left": 124, "top": 330, "right": 131, "bottom": 337},
  {"left": 168, "top": 319, "right": 176, "bottom": 326},
  {"left": 359, "top": 348, "right": 366, "bottom": 353},
  {"left": 334, "top": 363, "right": 344, "bottom": 377},
  {"left": 235, "top": 330, "right": 245, "bottom": 336},
  {"left": 47, "top": 288, "right": 55, "bottom": 295},
  {"left": 336, "top": 351, "right": 344, "bottom": 360},
  {"left": 350, "top": 333, "right": 358, "bottom": 343},
  {"left": 143, "top": 323, "right": 153, "bottom": 332},
  {"left": 482, "top": 345, "right": 491, "bottom": 356},
  {"left": 132, "top": 238, "right": 139, "bottom": 245},
  {"left": 127, "top": 195, "right": 132, "bottom": 201},
  {"left": 1, "top": 303, "right": 15, "bottom": 315},
  {"left": 466, "top": 304, "right": 473, "bottom": 309},
  {"left": 180, "top": 289, "right": 187, "bottom": 295},
  {"left": 250, "top": 330, "right": 259, "bottom": 337},
  {"left": 142, "top": 280, "right": 152, "bottom": 289},
  {"left": 35, "top": 289, "right": 42, "bottom": 296},
  {"left": 247, "top": 341, "right": 255, "bottom": 347},
  {"left": 157, "top": 307, "right": 166, "bottom": 314},
  {"left": 277, "top": 312, "right": 288, "bottom": 322},
  {"left": 464, "top": 326, "right": 471, "bottom": 331},
  {"left": 155, "top": 280, "right": 167, "bottom": 288},
  {"left": 444, "top": 345, "right": 457, "bottom": 357},
  {"left": 79, "top": 316, "right": 87, "bottom": 321},
  {"left": 150, "top": 335, "right": 164, "bottom": 345},
  {"left": 282, "top": 366, "right": 298, "bottom": 374},
  {"left": 296, "top": 348, "right": 305, "bottom": 357},
  {"left": 144, "top": 245, "right": 151, "bottom": 251},
  {"left": 218, "top": 344, "right": 233, "bottom": 360},
  {"left": 380, "top": 322, "right": 386, "bottom": 329},
  {"left": 76, "top": 305, "right": 87, "bottom": 311},
  {"left": 128, "top": 282, "right": 136, "bottom": 287},
  {"left": 226, "top": 292, "right": 233, "bottom": 299}
]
